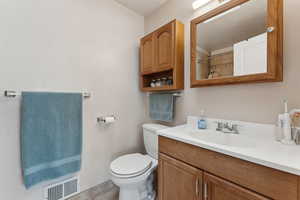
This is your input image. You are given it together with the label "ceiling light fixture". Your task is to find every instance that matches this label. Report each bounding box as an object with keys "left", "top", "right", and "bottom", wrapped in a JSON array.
[{"left": 192, "top": 0, "right": 211, "bottom": 10}]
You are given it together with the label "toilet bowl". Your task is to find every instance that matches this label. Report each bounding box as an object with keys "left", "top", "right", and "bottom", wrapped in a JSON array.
[{"left": 110, "top": 124, "right": 168, "bottom": 200}]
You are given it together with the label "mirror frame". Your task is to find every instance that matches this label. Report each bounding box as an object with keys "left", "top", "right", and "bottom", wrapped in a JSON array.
[{"left": 190, "top": 0, "right": 283, "bottom": 87}]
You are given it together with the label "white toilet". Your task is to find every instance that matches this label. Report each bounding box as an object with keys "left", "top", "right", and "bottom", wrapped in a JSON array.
[{"left": 110, "top": 124, "right": 168, "bottom": 200}]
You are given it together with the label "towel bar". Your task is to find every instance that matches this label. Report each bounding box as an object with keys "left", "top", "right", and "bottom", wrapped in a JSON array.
[
  {"left": 172, "top": 93, "right": 182, "bottom": 97},
  {"left": 147, "top": 92, "right": 182, "bottom": 97},
  {"left": 4, "top": 90, "right": 91, "bottom": 98}
]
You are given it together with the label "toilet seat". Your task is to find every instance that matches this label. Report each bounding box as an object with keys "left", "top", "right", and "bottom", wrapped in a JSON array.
[{"left": 110, "top": 153, "right": 153, "bottom": 178}]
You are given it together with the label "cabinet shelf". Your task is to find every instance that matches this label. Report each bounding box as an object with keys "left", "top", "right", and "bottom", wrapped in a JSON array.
[
  {"left": 140, "top": 67, "right": 173, "bottom": 76},
  {"left": 140, "top": 19, "right": 184, "bottom": 92},
  {"left": 141, "top": 86, "right": 176, "bottom": 92}
]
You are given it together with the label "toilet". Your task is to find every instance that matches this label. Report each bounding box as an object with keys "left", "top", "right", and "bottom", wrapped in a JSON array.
[{"left": 110, "top": 124, "right": 168, "bottom": 200}]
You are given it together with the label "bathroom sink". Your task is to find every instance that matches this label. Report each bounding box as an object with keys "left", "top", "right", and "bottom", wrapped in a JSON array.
[
  {"left": 158, "top": 120, "right": 300, "bottom": 177},
  {"left": 189, "top": 130, "right": 255, "bottom": 148}
]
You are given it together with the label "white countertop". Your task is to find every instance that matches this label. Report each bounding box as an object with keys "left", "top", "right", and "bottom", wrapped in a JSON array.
[{"left": 158, "top": 120, "right": 300, "bottom": 176}]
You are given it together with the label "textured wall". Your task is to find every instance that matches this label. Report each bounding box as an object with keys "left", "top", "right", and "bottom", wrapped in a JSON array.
[{"left": 0, "top": 0, "right": 145, "bottom": 199}]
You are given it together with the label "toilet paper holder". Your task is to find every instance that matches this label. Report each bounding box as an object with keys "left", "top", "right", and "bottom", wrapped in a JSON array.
[{"left": 97, "top": 115, "right": 117, "bottom": 124}]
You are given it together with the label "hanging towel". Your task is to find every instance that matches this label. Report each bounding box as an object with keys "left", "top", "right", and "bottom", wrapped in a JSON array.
[
  {"left": 149, "top": 93, "right": 174, "bottom": 122},
  {"left": 21, "top": 92, "right": 82, "bottom": 189}
]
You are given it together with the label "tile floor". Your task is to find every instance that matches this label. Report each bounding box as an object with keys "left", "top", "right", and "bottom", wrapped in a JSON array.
[{"left": 68, "top": 181, "right": 119, "bottom": 200}]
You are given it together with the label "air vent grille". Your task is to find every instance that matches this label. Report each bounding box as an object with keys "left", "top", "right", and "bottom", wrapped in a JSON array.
[
  {"left": 44, "top": 177, "right": 80, "bottom": 200},
  {"left": 48, "top": 185, "right": 63, "bottom": 200},
  {"left": 64, "top": 179, "right": 78, "bottom": 198}
]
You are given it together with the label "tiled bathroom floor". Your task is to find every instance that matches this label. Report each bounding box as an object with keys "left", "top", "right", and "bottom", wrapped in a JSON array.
[{"left": 68, "top": 181, "right": 119, "bottom": 200}]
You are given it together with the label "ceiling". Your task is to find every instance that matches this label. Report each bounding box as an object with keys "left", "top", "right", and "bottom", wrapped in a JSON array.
[
  {"left": 115, "top": 0, "right": 169, "bottom": 16},
  {"left": 197, "top": 0, "right": 267, "bottom": 52}
]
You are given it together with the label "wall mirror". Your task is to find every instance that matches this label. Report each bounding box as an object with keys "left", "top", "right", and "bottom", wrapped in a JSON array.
[{"left": 190, "top": 0, "right": 283, "bottom": 87}]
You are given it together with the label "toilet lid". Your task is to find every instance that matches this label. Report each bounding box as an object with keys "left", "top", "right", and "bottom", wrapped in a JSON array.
[{"left": 110, "top": 153, "right": 152, "bottom": 177}]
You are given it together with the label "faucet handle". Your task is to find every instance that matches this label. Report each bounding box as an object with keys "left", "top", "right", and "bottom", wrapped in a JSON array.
[
  {"left": 231, "top": 124, "right": 241, "bottom": 134},
  {"left": 214, "top": 121, "right": 224, "bottom": 131}
]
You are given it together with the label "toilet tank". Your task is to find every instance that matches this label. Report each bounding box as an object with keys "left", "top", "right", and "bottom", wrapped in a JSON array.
[{"left": 143, "top": 124, "right": 168, "bottom": 160}]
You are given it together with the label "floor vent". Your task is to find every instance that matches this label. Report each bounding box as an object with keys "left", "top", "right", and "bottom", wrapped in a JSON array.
[{"left": 44, "top": 177, "right": 80, "bottom": 200}]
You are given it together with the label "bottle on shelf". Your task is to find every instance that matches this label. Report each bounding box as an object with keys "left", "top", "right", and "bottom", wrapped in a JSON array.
[
  {"left": 161, "top": 77, "right": 167, "bottom": 86},
  {"left": 167, "top": 76, "right": 173, "bottom": 86},
  {"left": 150, "top": 80, "right": 156, "bottom": 88},
  {"left": 155, "top": 79, "right": 162, "bottom": 87}
]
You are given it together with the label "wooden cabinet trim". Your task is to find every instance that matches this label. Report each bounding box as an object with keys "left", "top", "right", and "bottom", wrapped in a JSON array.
[
  {"left": 190, "top": 0, "right": 283, "bottom": 87},
  {"left": 154, "top": 22, "right": 175, "bottom": 72},
  {"left": 204, "top": 173, "right": 271, "bottom": 200},
  {"left": 298, "top": 177, "right": 300, "bottom": 200},
  {"left": 173, "top": 20, "right": 185, "bottom": 90},
  {"left": 140, "top": 33, "right": 155, "bottom": 74},
  {"left": 159, "top": 136, "right": 299, "bottom": 200},
  {"left": 160, "top": 153, "right": 200, "bottom": 174},
  {"left": 159, "top": 153, "right": 203, "bottom": 200}
]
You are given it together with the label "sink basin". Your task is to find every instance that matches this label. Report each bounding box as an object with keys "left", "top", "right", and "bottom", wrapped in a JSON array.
[{"left": 189, "top": 130, "right": 255, "bottom": 148}]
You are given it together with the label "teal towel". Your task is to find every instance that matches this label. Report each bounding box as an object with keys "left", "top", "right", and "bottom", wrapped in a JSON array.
[
  {"left": 21, "top": 92, "right": 82, "bottom": 189},
  {"left": 149, "top": 93, "right": 174, "bottom": 122}
]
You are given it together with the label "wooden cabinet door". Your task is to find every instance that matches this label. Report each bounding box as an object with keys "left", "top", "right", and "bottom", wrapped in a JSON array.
[
  {"left": 154, "top": 22, "right": 174, "bottom": 72},
  {"left": 140, "top": 33, "right": 154, "bottom": 74},
  {"left": 204, "top": 173, "right": 270, "bottom": 200},
  {"left": 159, "top": 153, "right": 203, "bottom": 200}
]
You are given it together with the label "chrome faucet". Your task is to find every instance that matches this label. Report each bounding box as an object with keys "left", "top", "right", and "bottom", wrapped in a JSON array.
[
  {"left": 215, "top": 121, "right": 240, "bottom": 134},
  {"left": 215, "top": 122, "right": 224, "bottom": 132}
]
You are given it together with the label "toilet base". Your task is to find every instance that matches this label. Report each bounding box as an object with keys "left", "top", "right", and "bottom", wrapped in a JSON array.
[
  {"left": 117, "top": 175, "right": 155, "bottom": 200},
  {"left": 111, "top": 155, "right": 158, "bottom": 200},
  {"left": 119, "top": 183, "right": 147, "bottom": 200},
  {"left": 119, "top": 188, "right": 140, "bottom": 200}
]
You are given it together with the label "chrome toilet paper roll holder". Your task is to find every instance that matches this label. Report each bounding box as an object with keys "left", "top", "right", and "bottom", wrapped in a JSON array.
[{"left": 97, "top": 115, "right": 117, "bottom": 124}]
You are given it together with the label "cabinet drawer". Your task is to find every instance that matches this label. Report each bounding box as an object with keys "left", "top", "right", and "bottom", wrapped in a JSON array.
[{"left": 159, "top": 136, "right": 299, "bottom": 200}]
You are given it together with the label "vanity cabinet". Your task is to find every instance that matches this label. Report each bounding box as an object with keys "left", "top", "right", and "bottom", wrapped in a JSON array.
[
  {"left": 204, "top": 173, "right": 269, "bottom": 200},
  {"left": 140, "top": 20, "right": 184, "bottom": 92},
  {"left": 159, "top": 153, "right": 203, "bottom": 200},
  {"left": 159, "top": 153, "right": 269, "bottom": 200},
  {"left": 158, "top": 136, "right": 300, "bottom": 200}
]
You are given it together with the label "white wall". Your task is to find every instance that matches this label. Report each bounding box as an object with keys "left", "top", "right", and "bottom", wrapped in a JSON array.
[
  {"left": 145, "top": 0, "right": 300, "bottom": 125},
  {"left": 0, "top": 0, "right": 145, "bottom": 199}
]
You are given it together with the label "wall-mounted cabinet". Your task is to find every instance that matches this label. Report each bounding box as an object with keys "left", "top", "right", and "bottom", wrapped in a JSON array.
[{"left": 140, "top": 20, "right": 184, "bottom": 92}]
